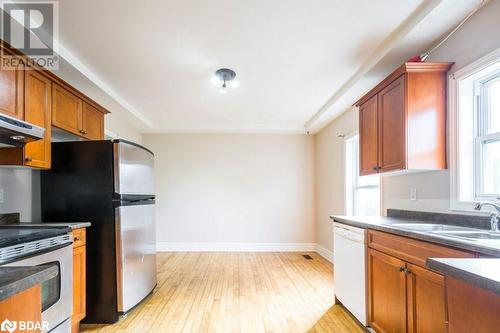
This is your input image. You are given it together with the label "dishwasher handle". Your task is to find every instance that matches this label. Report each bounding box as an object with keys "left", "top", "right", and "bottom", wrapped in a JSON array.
[{"left": 334, "top": 225, "right": 366, "bottom": 244}]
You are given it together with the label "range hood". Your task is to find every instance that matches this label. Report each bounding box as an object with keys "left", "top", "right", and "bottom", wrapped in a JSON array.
[{"left": 0, "top": 113, "right": 45, "bottom": 147}]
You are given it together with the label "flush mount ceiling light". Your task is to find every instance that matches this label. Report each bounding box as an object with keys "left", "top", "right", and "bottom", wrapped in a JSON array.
[{"left": 212, "top": 68, "right": 238, "bottom": 94}]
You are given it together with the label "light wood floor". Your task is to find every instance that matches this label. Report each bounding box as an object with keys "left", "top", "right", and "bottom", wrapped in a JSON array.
[{"left": 81, "top": 252, "right": 363, "bottom": 333}]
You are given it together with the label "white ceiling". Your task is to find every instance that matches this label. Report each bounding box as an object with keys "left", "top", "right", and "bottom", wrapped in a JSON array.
[{"left": 55, "top": 0, "right": 483, "bottom": 134}]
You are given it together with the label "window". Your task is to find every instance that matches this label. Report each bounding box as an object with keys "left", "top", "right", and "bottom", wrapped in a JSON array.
[
  {"left": 345, "top": 133, "right": 380, "bottom": 216},
  {"left": 475, "top": 73, "right": 500, "bottom": 198},
  {"left": 451, "top": 48, "right": 500, "bottom": 210}
]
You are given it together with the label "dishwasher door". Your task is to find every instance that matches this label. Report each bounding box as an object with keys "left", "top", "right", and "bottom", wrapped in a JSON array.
[{"left": 333, "top": 223, "right": 367, "bottom": 326}]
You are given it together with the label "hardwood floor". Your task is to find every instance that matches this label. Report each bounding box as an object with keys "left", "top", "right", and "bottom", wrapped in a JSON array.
[{"left": 81, "top": 252, "right": 363, "bottom": 333}]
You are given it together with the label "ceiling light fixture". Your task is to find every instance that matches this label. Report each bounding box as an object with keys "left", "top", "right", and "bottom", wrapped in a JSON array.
[{"left": 213, "top": 68, "right": 237, "bottom": 94}]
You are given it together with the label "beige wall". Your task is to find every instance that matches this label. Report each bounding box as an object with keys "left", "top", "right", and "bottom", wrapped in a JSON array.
[
  {"left": 382, "top": 0, "right": 500, "bottom": 214},
  {"left": 105, "top": 112, "right": 143, "bottom": 143},
  {"left": 142, "top": 133, "right": 316, "bottom": 248},
  {"left": 314, "top": 109, "right": 359, "bottom": 253}
]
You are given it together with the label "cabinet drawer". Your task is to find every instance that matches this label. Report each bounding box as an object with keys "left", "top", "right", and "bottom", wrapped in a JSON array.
[
  {"left": 72, "top": 228, "right": 86, "bottom": 248},
  {"left": 367, "top": 230, "right": 474, "bottom": 268}
]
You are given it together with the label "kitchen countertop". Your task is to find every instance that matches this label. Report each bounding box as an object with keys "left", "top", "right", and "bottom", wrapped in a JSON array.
[
  {"left": 3, "top": 222, "right": 91, "bottom": 230},
  {"left": 427, "top": 258, "right": 500, "bottom": 296},
  {"left": 331, "top": 214, "right": 500, "bottom": 257},
  {"left": 0, "top": 266, "right": 58, "bottom": 301},
  {"left": 0, "top": 227, "right": 72, "bottom": 248}
]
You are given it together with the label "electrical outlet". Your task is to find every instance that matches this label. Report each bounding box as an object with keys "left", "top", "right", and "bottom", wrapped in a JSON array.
[
  {"left": 410, "top": 188, "right": 417, "bottom": 201},
  {"left": 0, "top": 188, "right": 4, "bottom": 203}
]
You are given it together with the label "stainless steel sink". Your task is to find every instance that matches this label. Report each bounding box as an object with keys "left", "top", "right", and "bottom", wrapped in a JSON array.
[
  {"left": 436, "top": 231, "right": 500, "bottom": 241},
  {"left": 390, "top": 223, "right": 479, "bottom": 232}
]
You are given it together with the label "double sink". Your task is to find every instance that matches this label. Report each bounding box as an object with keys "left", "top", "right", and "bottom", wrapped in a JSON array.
[{"left": 391, "top": 223, "right": 500, "bottom": 244}]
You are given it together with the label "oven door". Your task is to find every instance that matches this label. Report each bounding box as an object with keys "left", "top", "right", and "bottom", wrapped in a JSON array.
[{"left": 4, "top": 243, "right": 73, "bottom": 333}]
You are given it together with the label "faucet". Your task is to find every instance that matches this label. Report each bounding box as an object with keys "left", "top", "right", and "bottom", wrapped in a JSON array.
[{"left": 474, "top": 202, "right": 500, "bottom": 232}]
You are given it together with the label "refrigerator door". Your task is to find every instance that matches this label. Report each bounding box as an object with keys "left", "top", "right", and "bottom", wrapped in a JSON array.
[
  {"left": 114, "top": 140, "right": 155, "bottom": 195},
  {"left": 115, "top": 201, "right": 157, "bottom": 312}
]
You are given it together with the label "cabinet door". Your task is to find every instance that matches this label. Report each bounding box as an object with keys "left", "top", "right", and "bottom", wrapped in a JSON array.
[
  {"left": 24, "top": 70, "right": 52, "bottom": 169},
  {"left": 52, "top": 84, "right": 82, "bottom": 135},
  {"left": 359, "top": 95, "right": 379, "bottom": 175},
  {"left": 81, "top": 102, "right": 104, "bottom": 140},
  {"left": 406, "top": 264, "right": 446, "bottom": 333},
  {"left": 368, "top": 248, "right": 407, "bottom": 333},
  {"left": 72, "top": 245, "right": 86, "bottom": 333},
  {"left": 0, "top": 60, "right": 24, "bottom": 119},
  {"left": 378, "top": 75, "right": 406, "bottom": 172}
]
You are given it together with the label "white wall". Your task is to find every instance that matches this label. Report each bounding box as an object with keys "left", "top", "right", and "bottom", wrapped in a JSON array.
[
  {"left": 0, "top": 168, "right": 40, "bottom": 221},
  {"left": 314, "top": 109, "right": 358, "bottom": 254},
  {"left": 142, "top": 133, "right": 316, "bottom": 250},
  {"left": 382, "top": 0, "right": 500, "bottom": 214},
  {"left": 105, "top": 113, "right": 143, "bottom": 144}
]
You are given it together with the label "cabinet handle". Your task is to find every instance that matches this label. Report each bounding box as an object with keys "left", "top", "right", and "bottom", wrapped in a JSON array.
[
  {"left": 399, "top": 267, "right": 405, "bottom": 272},
  {"left": 25, "top": 157, "right": 33, "bottom": 162},
  {"left": 373, "top": 166, "right": 379, "bottom": 171},
  {"left": 74, "top": 236, "right": 80, "bottom": 241}
]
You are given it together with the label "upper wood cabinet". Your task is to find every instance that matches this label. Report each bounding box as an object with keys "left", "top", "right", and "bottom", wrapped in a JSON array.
[
  {"left": 0, "top": 69, "right": 52, "bottom": 169},
  {"left": 81, "top": 102, "right": 104, "bottom": 140},
  {"left": 0, "top": 42, "right": 110, "bottom": 169},
  {"left": 0, "top": 61, "right": 24, "bottom": 119},
  {"left": 52, "top": 83, "right": 82, "bottom": 134},
  {"left": 356, "top": 62, "right": 453, "bottom": 176},
  {"left": 52, "top": 84, "right": 106, "bottom": 140},
  {"left": 24, "top": 70, "right": 52, "bottom": 169}
]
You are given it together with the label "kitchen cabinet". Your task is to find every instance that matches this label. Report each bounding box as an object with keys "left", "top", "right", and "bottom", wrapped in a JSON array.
[
  {"left": 0, "top": 42, "right": 109, "bottom": 169},
  {"left": 446, "top": 276, "right": 500, "bottom": 333},
  {"left": 0, "top": 284, "right": 41, "bottom": 333},
  {"left": 81, "top": 102, "right": 104, "bottom": 140},
  {"left": 52, "top": 85, "right": 105, "bottom": 140},
  {"left": 359, "top": 95, "right": 378, "bottom": 175},
  {"left": 367, "top": 248, "right": 407, "bottom": 333},
  {"left": 72, "top": 228, "right": 87, "bottom": 333},
  {"left": 0, "top": 60, "right": 24, "bottom": 119},
  {"left": 52, "top": 83, "right": 82, "bottom": 135},
  {"left": 367, "top": 230, "right": 474, "bottom": 333},
  {"left": 23, "top": 70, "right": 52, "bottom": 169},
  {"left": 356, "top": 62, "right": 453, "bottom": 176},
  {"left": 406, "top": 264, "right": 446, "bottom": 333},
  {"left": 0, "top": 70, "right": 52, "bottom": 169}
]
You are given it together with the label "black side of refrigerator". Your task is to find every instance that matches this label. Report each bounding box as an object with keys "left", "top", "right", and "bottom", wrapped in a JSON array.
[{"left": 40, "top": 140, "right": 120, "bottom": 323}]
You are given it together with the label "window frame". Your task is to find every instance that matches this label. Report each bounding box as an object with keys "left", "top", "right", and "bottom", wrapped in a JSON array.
[
  {"left": 450, "top": 47, "right": 500, "bottom": 211},
  {"left": 344, "top": 132, "right": 380, "bottom": 216}
]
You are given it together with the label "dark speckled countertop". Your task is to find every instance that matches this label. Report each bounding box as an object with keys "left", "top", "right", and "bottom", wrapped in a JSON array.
[
  {"left": 427, "top": 258, "right": 500, "bottom": 295},
  {"left": 331, "top": 210, "right": 499, "bottom": 257},
  {"left": 0, "top": 266, "right": 58, "bottom": 301},
  {"left": 332, "top": 209, "right": 500, "bottom": 295}
]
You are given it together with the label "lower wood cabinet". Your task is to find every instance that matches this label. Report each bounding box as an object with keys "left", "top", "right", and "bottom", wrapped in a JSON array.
[
  {"left": 0, "top": 285, "right": 41, "bottom": 333},
  {"left": 368, "top": 249, "right": 407, "bottom": 333},
  {"left": 72, "top": 228, "right": 87, "bottom": 333},
  {"left": 446, "top": 276, "right": 500, "bottom": 333},
  {"left": 367, "top": 230, "right": 474, "bottom": 333}
]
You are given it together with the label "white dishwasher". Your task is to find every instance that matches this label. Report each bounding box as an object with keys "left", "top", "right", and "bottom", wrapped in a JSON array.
[{"left": 333, "top": 222, "right": 367, "bottom": 326}]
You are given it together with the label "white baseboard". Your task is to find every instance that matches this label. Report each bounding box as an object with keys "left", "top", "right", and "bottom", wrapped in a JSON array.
[
  {"left": 315, "top": 244, "right": 334, "bottom": 263},
  {"left": 156, "top": 242, "right": 317, "bottom": 252}
]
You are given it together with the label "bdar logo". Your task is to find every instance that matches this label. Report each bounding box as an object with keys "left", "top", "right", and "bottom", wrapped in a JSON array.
[{"left": 0, "top": 319, "right": 17, "bottom": 333}]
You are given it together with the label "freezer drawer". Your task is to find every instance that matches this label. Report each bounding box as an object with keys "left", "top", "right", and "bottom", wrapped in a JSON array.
[
  {"left": 114, "top": 140, "right": 155, "bottom": 195},
  {"left": 115, "top": 203, "right": 157, "bottom": 312}
]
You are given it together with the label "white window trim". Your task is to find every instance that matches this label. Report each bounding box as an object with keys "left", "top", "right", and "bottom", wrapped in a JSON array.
[
  {"left": 344, "top": 131, "right": 381, "bottom": 216},
  {"left": 344, "top": 131, "right": 359, "bottom": 216},
  {"left": 449, "top": 46, "right": 500, "bottom": 212}
]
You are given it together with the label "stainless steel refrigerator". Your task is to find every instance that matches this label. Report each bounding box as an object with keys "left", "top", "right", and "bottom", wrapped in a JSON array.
[{"left": 40, "top": 140, "right": 157, "bottom": 323}]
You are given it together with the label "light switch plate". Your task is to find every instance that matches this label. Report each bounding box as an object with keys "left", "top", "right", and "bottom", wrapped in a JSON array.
[{"left": 410, "top": 188, "right": 417, "bottom": 201}]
